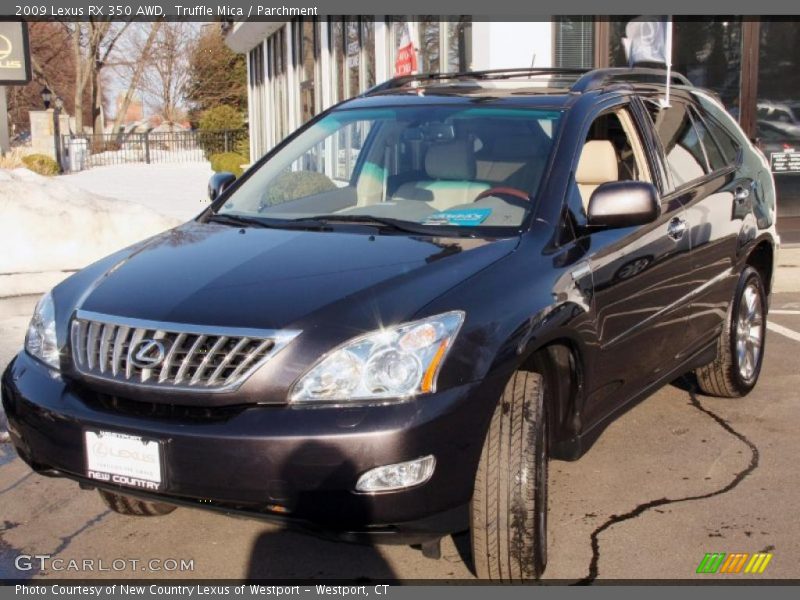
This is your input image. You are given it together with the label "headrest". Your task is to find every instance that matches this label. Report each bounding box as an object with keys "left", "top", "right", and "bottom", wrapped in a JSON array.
[
  {"left": 425, "top": 140, "right": 476, "bottom": 180},
  {"left": 576, "top": 140, "right": 618, "bottom": 185}
]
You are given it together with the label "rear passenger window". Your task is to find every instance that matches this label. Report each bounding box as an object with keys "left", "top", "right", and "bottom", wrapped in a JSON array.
[
  {"left": 646, "top": 101, "right": 709, "bottom": 187},
  {"left": 690, "top": 112, "right": 729, "bottom": 172}
]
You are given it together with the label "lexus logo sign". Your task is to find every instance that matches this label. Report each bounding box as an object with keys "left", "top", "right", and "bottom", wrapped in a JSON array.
[
  {"left": 0, "top": 22, "right": 30, "bottom": 85},
  {"left": 0, "top": 35, "right": 13, "bottom": 61}
]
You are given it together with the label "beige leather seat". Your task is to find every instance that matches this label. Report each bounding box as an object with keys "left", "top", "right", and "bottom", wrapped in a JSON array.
[
  {"left": 476, "top": 134, "right": 547, "bottom": 189},
  {"left": 392, "top": 140, "right": 489, "bottom": 211},
  {"left": 576, "top": 140, "right": 619, "bottom": 211}
]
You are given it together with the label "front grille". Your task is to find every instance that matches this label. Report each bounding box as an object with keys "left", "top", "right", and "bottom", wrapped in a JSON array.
[{"left": 70, "top": 310, "right": 300, "bottom": 392}]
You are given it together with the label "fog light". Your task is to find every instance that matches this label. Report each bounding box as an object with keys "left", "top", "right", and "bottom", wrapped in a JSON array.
[{"left": 355, "top": 455, "right": 435, "bottom": 492}]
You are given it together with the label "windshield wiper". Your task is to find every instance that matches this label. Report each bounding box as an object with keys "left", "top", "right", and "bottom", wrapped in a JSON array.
[
  {"left": 207, "top": 213, "right": 275, "bottom": 229},
  {"left": 289, "top": 214, "right": 449, "bottom": 236},
  {"left": 209, "top": 212, "right": 472, "bottom": 236}
]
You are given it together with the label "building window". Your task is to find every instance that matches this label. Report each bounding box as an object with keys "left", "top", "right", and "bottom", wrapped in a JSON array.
[
  {"left": 248, "top": 43, "right": 266, "bottom": 158},
  {"left": 298, "top": 18, "right": 318, "bottom": 123},
  {"left": 608, "top": 17, "right": 635, "bottom": 67},
  {"left": 361, "top": 19, "right": 375, "bottom": 89},
  {"left": 249, "top": 44, "right": 264, "bottom": 86},
  {"left": 673, "top": 20, "right": 742, "bottom": 111},
  {"left": 757, "top": 20, "right": 800, "bottom": 237},
  {"left": 554, "top": 17, "right": 595, "bottom": 68},
  {"left": 330, "top": 18, "right": 375, "bottom": 101},
  {"left": 266, "top": 28, "right": 288, "bottom": 145},
  {"left": 346, "top": 20, "right": 361, "bottom": 98},
  {"left": 388, "top": 17, "right": 471, "bottom": 76},
  {"left": 446, "top": 17, "right": 472, "bottom": 72},
  {"left": 331, "top": 19, "right": 346, "bottom": 104},
  {"left": 418, "top": 17, "right": 440, "bottom": 73}
]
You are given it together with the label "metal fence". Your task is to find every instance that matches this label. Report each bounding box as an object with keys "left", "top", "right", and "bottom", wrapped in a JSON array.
[{"left": 61, "top": 129, "right": 248, "bottom": 170}]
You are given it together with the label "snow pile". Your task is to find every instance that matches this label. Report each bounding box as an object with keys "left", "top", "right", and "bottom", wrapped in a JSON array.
[
  {"left": 0, "top": 168, "right": 180, "bottom": 296},
  {"left": 61, "top": 162, "right": 215, "bottom": 221}
]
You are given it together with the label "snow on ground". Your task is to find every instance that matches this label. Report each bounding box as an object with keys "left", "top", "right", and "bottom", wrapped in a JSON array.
[
  {"left": 0, "top": 168, "right": 180, "bottom": 297},
  {"left": 60, "top": 161, "right": 214, "bottom": 221}
]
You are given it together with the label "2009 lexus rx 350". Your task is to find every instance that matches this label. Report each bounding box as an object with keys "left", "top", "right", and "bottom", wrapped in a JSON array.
[{"left": 2, "top": 68, "right": 778, "bottom": 580}]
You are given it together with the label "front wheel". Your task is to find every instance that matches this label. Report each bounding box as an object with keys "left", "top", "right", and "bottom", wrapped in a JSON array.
[
  {"left": 470, "top": 371, "right": 548, "bottom": 581},
  {"left": 696, "top": 266, "right": 767, "bottom": 397}
]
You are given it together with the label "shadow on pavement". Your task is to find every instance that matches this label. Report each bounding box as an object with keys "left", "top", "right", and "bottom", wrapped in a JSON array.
[{"left": 245, "top": 440, "right": 398, "bottom": 580}]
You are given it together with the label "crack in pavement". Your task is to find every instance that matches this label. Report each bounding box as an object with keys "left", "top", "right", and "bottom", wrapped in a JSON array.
[
  {"left": 0, "top": 472, "right": 32, "bottom": 495},
  {"left": 0, "top": 509, "right": 110, "bottom": 580},
  {"left": 577, "top": 387, "right": 760, "bottom": 584},
  {"left": 50, "top": 510, "right": 112, "bottom": 557}
]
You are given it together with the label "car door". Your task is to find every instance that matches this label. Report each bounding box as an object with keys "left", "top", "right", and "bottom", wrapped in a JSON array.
[
  {"left": 572, "top": 102, "right": 695, "bottom": 425},
  {"left": 643, "top": 95, "right": 747, "bottom": 352}
]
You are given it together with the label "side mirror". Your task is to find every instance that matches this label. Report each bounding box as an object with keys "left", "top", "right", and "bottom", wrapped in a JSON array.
[
  {"left": 208, "top": 172, "right": 237, "bottom": 202},
  {"left": 587, "top": 181, "right": 660, "bottom": 229}
]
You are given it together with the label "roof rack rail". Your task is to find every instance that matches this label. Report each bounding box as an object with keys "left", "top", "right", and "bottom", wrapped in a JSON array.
[
  {"left": 360, "top": 67, "right": 691, "bottom": 97},
  {"left": 570, "top": 67, "right": 692, "bottom": 92},
  {"left": 362, "top": 67, "right": 590, "bottom": 96}
]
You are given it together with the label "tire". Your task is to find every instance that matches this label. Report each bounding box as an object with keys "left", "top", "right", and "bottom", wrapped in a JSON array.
[
  {"left": 696, "top": 266, "right": 767, "bottom": 398},
  {"left": 471, "top": 371, "right": 548, "bottom": 581},
  {"left": 98, "top": 489, "right": 177, "bottom": 517}
]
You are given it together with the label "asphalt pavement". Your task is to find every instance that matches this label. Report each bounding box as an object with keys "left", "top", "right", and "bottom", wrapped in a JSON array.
[{"left": 1, "top": 292, "right": 799, "bottom": 582}]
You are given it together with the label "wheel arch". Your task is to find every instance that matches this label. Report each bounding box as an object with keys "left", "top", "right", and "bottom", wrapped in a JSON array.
[
  {"left": 517, "top": 336, "right": 586, "bottom": 461},
  {"left": 745, "top": 238, "right": 775, "bottom": 298}
]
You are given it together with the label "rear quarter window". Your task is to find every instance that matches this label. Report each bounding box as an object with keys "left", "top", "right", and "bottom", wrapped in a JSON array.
[
  {"left": 694, "top": 107, "right": 741, "bottom": 165},
  {"left": 692, "top": 91, "right": 749, "bottom": 153},
  {"left": 690, "top": 110, "right": 729, "bottom": 172}
]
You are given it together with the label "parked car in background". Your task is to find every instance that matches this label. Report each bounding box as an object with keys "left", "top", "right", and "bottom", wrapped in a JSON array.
[{"left": 3, "top": 67, "right": 778, "bottom": 581}]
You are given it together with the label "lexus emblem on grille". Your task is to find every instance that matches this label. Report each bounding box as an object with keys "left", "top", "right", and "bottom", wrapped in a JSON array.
[{"left": 129, "top": 339, "right": 166, "bottom": 369}]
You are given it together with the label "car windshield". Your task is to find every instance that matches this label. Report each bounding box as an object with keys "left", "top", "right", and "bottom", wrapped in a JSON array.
[{"left": 215, "top": 105, "right": 562, "bottom": 231}]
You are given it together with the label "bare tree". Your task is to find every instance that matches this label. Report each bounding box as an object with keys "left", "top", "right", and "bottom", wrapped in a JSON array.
[
  {"left": 69, "top": 20, "right": 129, "bottom": 132},
  {"left": 90, "top": 22, "right": 130, "bottom": 133},
  {"left": 140, "top": 23, "right": 193, "bottom": 126},
  {"left": 110, "top": 21, "right": 162, "bottom": 137}
]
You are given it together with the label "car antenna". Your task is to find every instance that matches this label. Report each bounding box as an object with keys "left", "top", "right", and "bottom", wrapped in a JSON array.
[{"left": 659, "top": 16, "right": 674, "bottom": 108}]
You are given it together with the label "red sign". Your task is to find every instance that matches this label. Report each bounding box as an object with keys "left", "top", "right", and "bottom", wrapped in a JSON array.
[{"left": 394, "top": 25, "right": 418, "bottom": 76}]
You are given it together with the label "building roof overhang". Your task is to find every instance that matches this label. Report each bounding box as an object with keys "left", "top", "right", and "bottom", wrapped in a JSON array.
[{"left": 225, "top": 21, "right": 287, "bottom": 53}]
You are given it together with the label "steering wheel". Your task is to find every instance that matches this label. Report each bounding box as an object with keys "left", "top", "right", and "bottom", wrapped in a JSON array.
[{"left": 474, "top": 186, "right": 532, "bottom": 203}]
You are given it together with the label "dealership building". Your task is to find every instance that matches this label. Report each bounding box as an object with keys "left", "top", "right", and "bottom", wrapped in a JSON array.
[{"left": 225, "top": 17, "right": 800, "bottom": 242}]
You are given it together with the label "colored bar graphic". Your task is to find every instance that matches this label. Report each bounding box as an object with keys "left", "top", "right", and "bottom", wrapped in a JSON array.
[
  {"left": 719, "top": 553, "right": 749, "bottom": 573},
  {"left": 744, "top": 553, "right": 774, "bottom": 574},
  {"left": 697, "top": 553, "right": 726, "bottom": 573},
  {"left": 698, "top": 552, "right": 773, "bottom": 574}
]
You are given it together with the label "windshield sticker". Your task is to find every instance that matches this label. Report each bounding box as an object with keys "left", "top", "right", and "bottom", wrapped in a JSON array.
[{"left": 422, "top": 208, "right": 492, "bottom": 226}]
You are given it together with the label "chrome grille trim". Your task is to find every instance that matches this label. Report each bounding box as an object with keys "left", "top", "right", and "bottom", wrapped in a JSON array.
[{"left": 70, "top": 310, "right": 300, "bottom": 392}]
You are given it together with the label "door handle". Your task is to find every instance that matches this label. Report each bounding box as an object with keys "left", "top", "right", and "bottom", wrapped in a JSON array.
[{"left": 667, "top": 217, "right": 687, "bottom": 241}]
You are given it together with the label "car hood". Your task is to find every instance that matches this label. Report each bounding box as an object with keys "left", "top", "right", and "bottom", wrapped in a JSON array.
[{"left": 76, "top": 221, "right": 519, "bottom": 330}]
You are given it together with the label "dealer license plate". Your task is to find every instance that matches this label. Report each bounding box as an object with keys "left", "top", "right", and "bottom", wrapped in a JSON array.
[{"left": 85, "top": 430, "right": 162, "bottom": 491}]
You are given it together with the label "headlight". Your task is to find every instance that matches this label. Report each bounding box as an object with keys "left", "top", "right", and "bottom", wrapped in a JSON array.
[
  {"left": 291, "top": 311, "right": 464, "bottom": 403},
  {"left": 24, "top": 292, "right": 59, "bottom": 369}
]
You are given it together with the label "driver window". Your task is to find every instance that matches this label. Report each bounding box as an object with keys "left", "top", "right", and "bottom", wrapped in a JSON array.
[{"left": 572, "top": 108, "right": 652, "bottom": 219}]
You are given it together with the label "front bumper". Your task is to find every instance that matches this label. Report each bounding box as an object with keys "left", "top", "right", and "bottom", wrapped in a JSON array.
[{"left": 2, "top": 352, "right": 504, "bottom": 543}]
